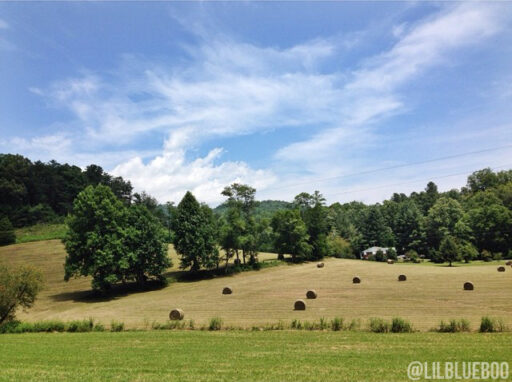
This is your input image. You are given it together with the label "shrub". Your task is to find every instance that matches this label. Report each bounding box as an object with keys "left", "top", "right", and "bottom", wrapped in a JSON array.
[
  {"left": 369, "top": 318, "right": 390, "bottom": 333},
  {"left": 438, "top": 319, "right": 471, "bottom": 333},
  {"left": 480, "top": 317, "right": 507, "bottom": 333},
  {"left": 331, "top": 317, "right": 343, "bottom": 331},
  {"left": 33, "top": 320, "right": 66, "bottom": 333},
  {"left": 346, "top": 319, "right": 361, "bottom": 331},
  {"left": 67, "top": 318, "right": 94, "bottom": 333},
  {"left": 110, "top": 320, "right": 125, "bottom": 332},
  {"left": 208, "top": 317, "right": 223, "bottom": 331},
  {"left": 93, "top": 323, "right": 105, "bottom": 332},
  {"left": 291, "top": 319, "right": 302, "bottom": 330},
  {"left": 0, "top": 320, "right": 21, "bottom": 334},
  {"left": 391, "top": 317, "right": 413, "bottom": 333},
  {"left": 0, "top": 216, "right": 15, "bottom": 246}
]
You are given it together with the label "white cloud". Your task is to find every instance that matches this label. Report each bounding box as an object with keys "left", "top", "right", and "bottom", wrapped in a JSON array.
[
  {"left": 112, "top": 147, "right": 277, "bottom": 205},
  {"left": 275, "top": 2, "right": 508, "bottom": 169},
  {"left": 14, "top": 2, "right": 511, "bottom": 204}
]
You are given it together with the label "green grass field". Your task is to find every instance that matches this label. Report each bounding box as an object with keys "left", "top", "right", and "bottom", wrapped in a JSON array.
[
  {"left": 14, "top": 224, "right": 67, "bottom": 244},
  {"left": 0, "top": 331, "right": 510, "bottom": 381}
]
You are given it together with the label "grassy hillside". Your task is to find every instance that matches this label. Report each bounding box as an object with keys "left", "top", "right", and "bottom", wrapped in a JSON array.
[
  {"left": 1, "top": 331, "right": 511, "bottom": 381},
  {"left": 14, "top": 224, "right": 67, "bottom": 244},
  {"left": 0, "top": 240, "right": 511, "bottom": 330}
]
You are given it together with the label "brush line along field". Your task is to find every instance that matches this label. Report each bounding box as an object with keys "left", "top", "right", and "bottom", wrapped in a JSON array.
[{"left": 1, "top": 240, "right": 510, "bottom": 330}]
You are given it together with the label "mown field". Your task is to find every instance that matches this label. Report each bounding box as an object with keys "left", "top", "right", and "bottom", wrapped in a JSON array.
[
  {"left": 0, "top": 331, "right": 510, "bottom": 381},
  {"left": 0, "top": 240, "right": 511, "bottom": 330}
]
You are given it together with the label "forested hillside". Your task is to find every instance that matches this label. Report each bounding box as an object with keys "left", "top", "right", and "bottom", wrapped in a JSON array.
[{"left": 0, "top": 154, "right": 132, "bottom": 226}]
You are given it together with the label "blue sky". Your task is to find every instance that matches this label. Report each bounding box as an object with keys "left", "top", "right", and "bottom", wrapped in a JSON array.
[{"left": 1, "top": 2, "right": 512, "bottom": 205}]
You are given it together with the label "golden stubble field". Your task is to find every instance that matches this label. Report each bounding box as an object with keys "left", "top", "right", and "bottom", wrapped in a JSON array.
[{"left": 1, "top": 240, "right": 511, "bottom": 330}]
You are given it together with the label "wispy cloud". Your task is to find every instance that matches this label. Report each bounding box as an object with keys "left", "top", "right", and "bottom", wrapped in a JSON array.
[{"left": 10, "top": 2, "right": 511, "bottom": 204}]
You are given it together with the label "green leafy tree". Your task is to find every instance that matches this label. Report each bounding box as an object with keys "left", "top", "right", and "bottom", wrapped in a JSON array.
[
  {"left": 439, "top": 235, "right": 461, "bottom": 266},
  {"left": 458, "top": 241, "right": 478, "bottom": 263},
  {"left": 462, "top": 191, "right": 512, "bottom": 254},
  {"left": 172, "top": 191, "right": 219, "bottom": 271},
  {"left": 0, "top": 264, "right": 43, "bottom": 324},
  {"left": 391, "top": 200, "right": 425, "bottom": 255},
  {"left": 425, "top": 197, "right": 465, "bottom": 253},
  {"left": 221, "top": 183, "right": 258, "bottom": 264},
  {"left": 124, "top": 204, "right": 171, "bottom": 287},
  {"left": 63, "top": 185, "right": 129, "bottom": 291},
  {"left": 326, "top": 232, "right": 354, "bottom": 258},
  {"left": 271, "top": 209, "right": 311, "bottom": 262},
  {"left": 303, "top": 200, "right": 329, "bottom": 260},
  {"left": 361, "top": 205, "right": 394, "bottom": 249},
  {"left": 0, "top": 216, "right": 15, "bottom": 246}
]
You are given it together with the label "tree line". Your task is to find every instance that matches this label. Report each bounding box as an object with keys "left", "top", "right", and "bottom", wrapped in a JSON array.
[{"left": 1, "top": 152, "right": 512, "bottom": 290}]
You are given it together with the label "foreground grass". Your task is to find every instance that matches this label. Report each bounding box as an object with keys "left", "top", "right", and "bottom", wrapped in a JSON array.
[
  {"left": 14, "top": 224, "right": 67, "bottom": 243},
  {"left": 0, "top": 331, "right": 510, "bottom": 381}
]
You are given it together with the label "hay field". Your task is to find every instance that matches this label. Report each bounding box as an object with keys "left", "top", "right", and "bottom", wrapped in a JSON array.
[{"left": 1, "top": 240, "right": 511, "bottom": 330}]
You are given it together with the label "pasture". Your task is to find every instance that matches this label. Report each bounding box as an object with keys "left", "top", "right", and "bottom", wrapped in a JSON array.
[{"left": 0, "top": 240, "right": 510, "bottom": 330}]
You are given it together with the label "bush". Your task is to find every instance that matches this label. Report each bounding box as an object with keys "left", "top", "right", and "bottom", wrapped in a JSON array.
[
  {"left": 0, "top": 320, "right": 21, "bottom": 334},
  {"left": 327, "top": 235, "right": 354, "bottom": 258},
  {"left": 208, "top": 317, "right": 223, "bottom": 331},
  {"left": 481, "top": 250, "right": 493, "bottom": 262},
  {"left": 331, "top": 317, "right": 343, "bottom": 331},
  {"left": 110, "top": 320, "right": 125, "bottom": 332},
  {"left": 480, "top": 316, "right": 507, "bottom": 333},
  {"left": 405, "top": 250, "right": 420, "bottom": 263},
  {"left": 67, "top": 318, "right": 94, "bottom": 333},
  {"left": 346, "top": 319, "right": 361, "bottom": 331},
  {"left": 93, "top": 323, "right": 105, "bottom": 332},
  {"left": 0, "top": 216, "right": 15, "bottom": 246},
  {"left": 438, "top": 319, "right": 471, "bottom": 333},
  {"left": 291, "top": 319, "right": 302, "bottom": 330},
  {"left": 391, "top": 317, "right": 413, "bottom": 333},
  {"left": 33, "top": 320, "right": 66, "bottom": 333},
  {"left": 369, "top": 318, "right": 390, "bottom": 333},
  {"left": 375, "top": 250, "right": 386, "bottom": 262}
]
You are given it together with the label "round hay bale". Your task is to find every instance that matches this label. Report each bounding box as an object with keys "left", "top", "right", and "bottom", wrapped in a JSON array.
[
  {"left": 294, "top": 299, "right": 306, "bottom": 310},
  {"left": 222, "top": 286, "right": 233, "bottom": 295},
  {"left": 398, "top": 274, "right": 407, "bottom": 281},
  {"left": 387, "top": 259, "right": 394, "bottom": 264},
  {"left": 505, "top": 260, "right": 512, "bottom": 266},
  {"left": 306, "top": 290, "right": 317, "bottom": 299},
  {"left": 497, "top": 266, "right": 506, "bottom": 272},
  {"left": 317, "top": 262, "right": 324, "bottom": 268},
  {"left": 352, "top": 276, "right": 361, "bottom": 284},
  {"left": 463, "top": 282, "right": 474, "bottom": 291},
  {"left": 169, "top": 308, "right": 184, "bottom": 321}
]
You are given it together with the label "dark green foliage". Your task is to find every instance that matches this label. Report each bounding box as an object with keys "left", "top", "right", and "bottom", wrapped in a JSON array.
[
  {"left": 172, "top": 192, "right": 219, "bottom": 271},
  {"left": 125, "top": 204, "right": 171, "bottom": 286},
  {"left": 425, "top": 197, "right": 465, "bottom": 254},
  {"left": 439, "top": 236, "right": 461, "bottom": 266},
  {"left": 438, "top": 319, "right": 471, "bottom": 333},
  {"left": 390, "top": 317, "right": 413, "bottom": 333},
  {"left": 361, "top": 206, "right": 394, "bottom": 250},
  {"left": 0, "top": 154, "right": 132, "bottom": 226},
  {"left": 64, "top": 185, "right": 129, "bottom": 291},
  {"left": 0, "top": 264, "right": 44, "bottom": 324},
  {"left": 208, "top": 317, "right": 223, "bottom": 331},
  {"left": 479, "top": 316, "right": 507, "bottom": 333},
  {"left": 368, "top": 318, "right": 390, "bottom": 333},
  {"left": 271, "top": 209, "right": 311, "bottom": 262},
  {"left": 110, "top": 320, "right": 125, "bottom": 332},
  {"left": 0, "top": 216, "right": 15, "bottom": 246}
]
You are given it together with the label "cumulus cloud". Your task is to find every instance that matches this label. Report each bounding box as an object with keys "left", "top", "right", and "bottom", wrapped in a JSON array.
[{"left": 112, "top": 147, "right": 277, "bottom": 205}]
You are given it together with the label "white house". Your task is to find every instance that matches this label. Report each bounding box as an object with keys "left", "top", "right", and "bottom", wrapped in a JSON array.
[{"left": 360, "top": 246, "right": 395, "bottom": 260}]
